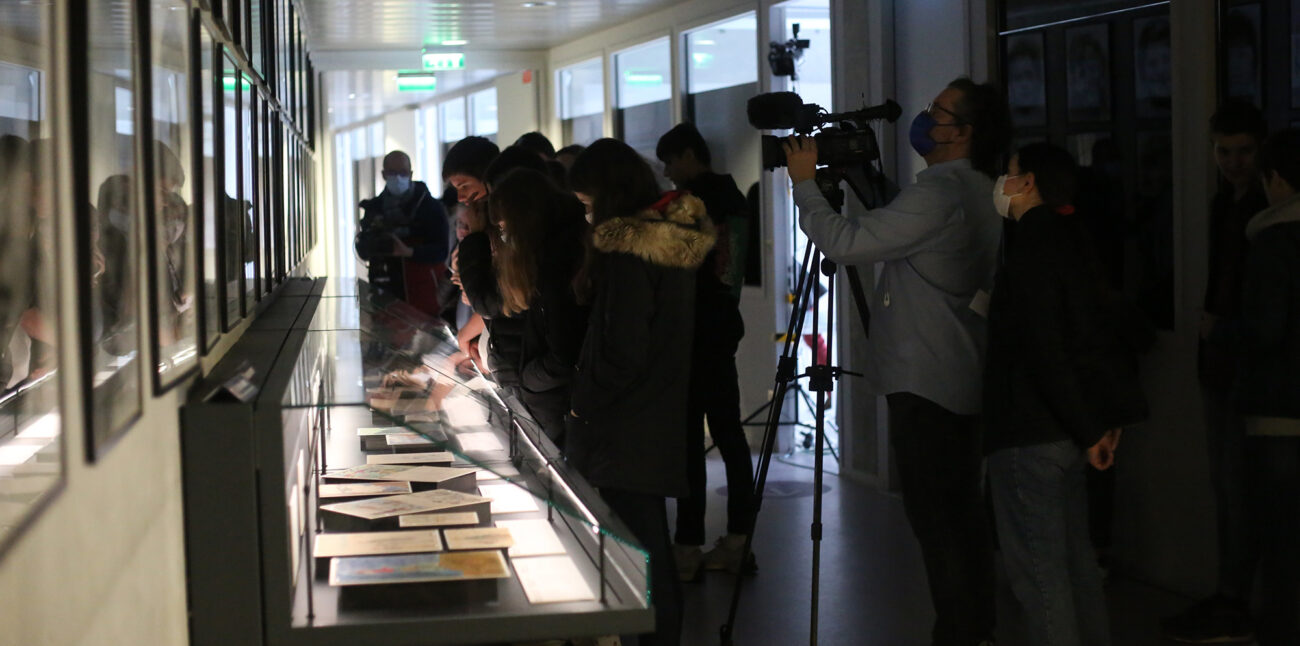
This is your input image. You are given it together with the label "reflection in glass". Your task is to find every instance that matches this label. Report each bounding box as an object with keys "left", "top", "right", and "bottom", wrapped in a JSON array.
[
  {"left": 87, "top": 0, "right": 142, "bottom": 453},
  {"left": 0, "top": 0, "right": 63, "bottom": 539},
  {"left": 150, "top": 0, "right": 198, "bottom": 386},
  {"left": 259, "top": 99, "right": 273, "bottom": 293},
  {"left": 221, "top": 53, "right": 242, "bottom": 326},
  {"left": 242, "top": 78, "right": 258, "bottom": 306},
  {"left": 199, "top": 25, "right": 219, "bottom": 349}
]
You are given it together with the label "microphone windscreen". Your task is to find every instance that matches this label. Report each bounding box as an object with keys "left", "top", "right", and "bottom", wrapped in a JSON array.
[{"left": 747, "top": 92, "right": 804, "bottom": 129}]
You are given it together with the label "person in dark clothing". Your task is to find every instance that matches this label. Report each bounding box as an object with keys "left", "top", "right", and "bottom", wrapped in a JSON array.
[
  {"left": 1237, "top": 128, "right": 1300, "bottom": 646},
  {"left": 567, "top": 138, "right": 715, "bottom": 646},
  {"left": 555, "top": 144, "right": 585, "bottom": 172},
  {"left": 452, "top": 144, "right": 546, "bottom": 392},
  {"left": 486, "top": 168, "right": 588, "bottom": 449},
  {"left": 1162, "top": 101, "right": 1269, "bottom": 645},
  {"left": 355, "top": 150, "right": 450, "bottom": 317},
  {"left": 442, "top": 136, "right": 498, "bottom": 204},
  {"left": 513, "top": 131, "right": 556, "bottom": 161},
  {"left": 655, "top": 122, "right": 756, "bottom": 580},
  {"left": 985, "top": 143, "right": 1143, "bottom": 646}
]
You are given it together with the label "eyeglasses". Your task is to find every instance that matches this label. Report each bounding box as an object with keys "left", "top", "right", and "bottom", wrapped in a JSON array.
[{"left": 925, "top": 102, "right": 966, "bottom": 126}]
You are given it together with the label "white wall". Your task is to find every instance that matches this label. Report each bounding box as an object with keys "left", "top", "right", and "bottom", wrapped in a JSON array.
[{"left": 495, "top": 70, "right": 541, "bottom": 146}]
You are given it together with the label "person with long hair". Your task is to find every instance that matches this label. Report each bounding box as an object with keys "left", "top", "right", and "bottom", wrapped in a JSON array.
[
  {"left": 487, "top": 168, "right": 588, "bottom": 448},
  {"left": 567, "top": 138, "right": 715, "bottom": 646}
]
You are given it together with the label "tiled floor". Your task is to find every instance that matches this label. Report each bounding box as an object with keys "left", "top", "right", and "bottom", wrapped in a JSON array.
[{"left": 671, "top": 453, "right": 1200, "bottom": 646}]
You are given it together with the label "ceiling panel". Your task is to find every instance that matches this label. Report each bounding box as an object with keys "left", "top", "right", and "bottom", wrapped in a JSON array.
[{"left": 303, "top": 0, "right": 680, "bottom": 52}]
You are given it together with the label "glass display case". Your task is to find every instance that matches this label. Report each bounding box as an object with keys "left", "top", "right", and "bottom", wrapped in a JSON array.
[{"left": 182, "top": 278, "right": 651, "bottom": 646}]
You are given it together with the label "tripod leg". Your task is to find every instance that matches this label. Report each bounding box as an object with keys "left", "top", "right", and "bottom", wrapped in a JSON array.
[{"left": 719, "top": 241, "right": 820, "bottom": 645}]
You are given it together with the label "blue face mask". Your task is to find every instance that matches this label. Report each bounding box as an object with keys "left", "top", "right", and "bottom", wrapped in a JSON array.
[
  {"left": 386, "top": 175, "right": 411, "bottom": 196},
  {"left": 909, "top": 111, "right": 939, "bottom": 157}
]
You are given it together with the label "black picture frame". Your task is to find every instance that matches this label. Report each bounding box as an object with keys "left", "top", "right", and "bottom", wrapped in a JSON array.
[
  {"left": 75, "top": 0, "right": 145, "bottom": 461},
  {"left": 145, "top": 0, "right": 201, "bottom": 393},
  {"left": 1292, "top": 0, "right": 1300, "bottom": 107},
  {"left": 1006, "top": 32, "right": 1048, "bottom": 127},
  {"left": 1066, "top": 23, "right": 1112, "bottom": 123},
  {"left": 195, "top": 14, "right": 221, "bottom": 354},
  {"left": 1134, "top": 15, "right": 1171, "bottom": 119}
]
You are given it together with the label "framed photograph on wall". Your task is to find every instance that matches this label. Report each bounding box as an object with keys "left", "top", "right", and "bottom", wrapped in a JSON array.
[
  {"left": 147, "top": 0, "right": 200, "bottom": 391},
  {"left": 221, "top": 50, "right": 242, "bottom": 331},
  {"left": 1005, "top": 32, "right": 1047, "bottom": 127},
  {"left": 1223, "top": 4, "right": 1263, "bottom": 106},
  {"left": 1134, "top": 15, "right": 1171, "bottom": 119},
  {"left": 196, "top": 17, "right": 221, "bottom": 353},
  {"left": 1066, "top": 24, "right": 1111, "bottom": 122},
  {"left": 78, "top": 0, "right": 144, "bottom": 459},
  {"left": 0, "top": 0, "right": 67, "bottom": 556}
]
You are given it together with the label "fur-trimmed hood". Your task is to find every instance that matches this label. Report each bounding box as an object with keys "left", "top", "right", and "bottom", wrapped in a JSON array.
[
  {"left": 1246, "top": 192, "right": 1300, "bottom": 240},
  {"left": 591, "top": 192, "right": 716, "bottom": 270}
]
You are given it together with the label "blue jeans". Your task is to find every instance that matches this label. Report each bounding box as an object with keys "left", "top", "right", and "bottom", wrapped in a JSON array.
[{"left": 988, "top": 440, "right": 1111, "bottom": 646}]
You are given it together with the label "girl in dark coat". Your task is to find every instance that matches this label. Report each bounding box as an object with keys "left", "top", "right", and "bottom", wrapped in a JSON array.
[
  {"left": 567, "top": 139, "right": 715, "bottom": 646},
  {"left": 486, "top": 168, "right": 589, "bottom": 449}
]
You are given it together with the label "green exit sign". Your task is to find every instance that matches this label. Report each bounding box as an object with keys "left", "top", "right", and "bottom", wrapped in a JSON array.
[{"left": 422, "top": 52, "right": 465, "bottom": 70}]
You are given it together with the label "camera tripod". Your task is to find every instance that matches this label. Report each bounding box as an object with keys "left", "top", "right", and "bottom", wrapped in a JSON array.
[{"left": 719, "top": 165, "right": 887, "bottom": 646}]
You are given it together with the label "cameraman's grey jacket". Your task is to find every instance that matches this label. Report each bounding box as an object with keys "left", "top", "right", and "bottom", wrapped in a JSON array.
[{"left": 793, "top": 158, "right": 1001, "bottom": 415}]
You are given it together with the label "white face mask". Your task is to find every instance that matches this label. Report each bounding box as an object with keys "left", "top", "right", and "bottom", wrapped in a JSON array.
[{"left": 992, "top": 174, "right": 1023, "bottom": 219}]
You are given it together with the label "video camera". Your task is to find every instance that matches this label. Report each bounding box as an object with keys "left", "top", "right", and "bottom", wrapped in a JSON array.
[{"left": 747, "top": 91, "right": 902, "bottom": 170}]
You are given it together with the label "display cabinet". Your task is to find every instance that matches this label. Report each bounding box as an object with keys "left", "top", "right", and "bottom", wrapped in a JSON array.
[{"left": 182, "top": 278, "right": 652, "bottom": 646}]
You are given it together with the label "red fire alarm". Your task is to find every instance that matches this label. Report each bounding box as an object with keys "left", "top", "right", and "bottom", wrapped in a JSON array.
[{"left": 522, "top": 70, "right": 533, "bottom": 84}]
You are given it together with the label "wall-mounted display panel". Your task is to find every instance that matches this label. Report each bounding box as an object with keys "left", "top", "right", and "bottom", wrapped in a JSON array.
[
  {"left": 148, "top": 0, "right": 200, "bottom": 390},
  {"left": 197, "top": 20, "right": 221, "bottom": 352},
  {"left": 0, "top": 0, "right": 65, "bottom": 555},
  {"left": 81, "top": 0, "right": 144, "bottom": 460}
]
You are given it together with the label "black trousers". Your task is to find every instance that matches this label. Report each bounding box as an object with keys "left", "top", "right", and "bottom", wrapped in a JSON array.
[
  {"left": 675, "top": 349, "right": 755, "bottom": 545},
  {"left": 602, "top": 488, "right": 683, "bottom": 646},
  {"left": 887, "top": 392, "right": 996, "bottom": 646},
  {"left": 1249, "top": 436, "right": 1300, "bottom": 646}
]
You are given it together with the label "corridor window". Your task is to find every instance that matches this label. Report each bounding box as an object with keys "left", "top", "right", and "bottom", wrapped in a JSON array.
[
  {"left": 468, "top": 88, "right": 497, "bottom": 142},
  {"left": 557, "top": 57, "right": 604, "bottom": 146},
  {"left": 438, "top": 97, "right": 466, "bottom": 160},
  {"left": 685, "top": 14, "right": 758, "bottom": 94},
  {"left": 615, "top": 38, "right": 672, "bottom": 172}
]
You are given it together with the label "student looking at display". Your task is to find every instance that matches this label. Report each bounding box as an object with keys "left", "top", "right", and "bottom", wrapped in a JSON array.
[
  {"left": 486, "top": 168, "right": 588, "bottom": 449},
  {"left": 566, "top": 138, "right": 715, "bottom": 646},
  {"left": 655, "top": 122, "right": 756, "bottom": 580}
]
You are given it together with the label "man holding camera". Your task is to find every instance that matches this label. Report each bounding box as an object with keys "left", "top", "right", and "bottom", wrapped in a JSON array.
[
  {"left": 355, "top": 150, "right": 450, "bottom": 317},
  {"left": 783, "top": 78, "right": 1010, "bottom": 646}
]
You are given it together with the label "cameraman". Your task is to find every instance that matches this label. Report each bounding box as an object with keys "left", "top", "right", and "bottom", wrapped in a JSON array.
[
  {"left": 355, "top": 150, "right": 450, "bottom": 317},
  {"left": 782, "top": 78, "right": 1009, "bottom": 646}
]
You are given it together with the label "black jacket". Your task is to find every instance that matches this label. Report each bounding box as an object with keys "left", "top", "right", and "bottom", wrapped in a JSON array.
[
  {"left": 569, "top": 194, "right": 715, "bottom": 498},
  {"left": 457, "top": 230, "right": 525, "bottom": 388},
  {"left": 1200, "top": 184, "right": 1269, "bottom": 389},
  {"left": 356, "top": 181, "right": 450, "bottom": 300},
  {"left": 684, "top": 172, "right": 747, "bottom": 354},
  {"left": 1236, "top": 194, "right": 1300, "bottom": 420},
  {"left": 984, "top": 206, "right": 1153, "bottom": 453},
  {"left": 514, "top": 198, "right": 590, "bottom": 434}
]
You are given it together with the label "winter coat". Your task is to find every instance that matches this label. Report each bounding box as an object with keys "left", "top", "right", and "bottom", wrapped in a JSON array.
[
  {"left": 569, "top": 193, "right": 715, "bottom": 498},
  {"left": 984, "top": 205, "right": 1154, "bottom": 454},
  {"left": 684, "top": 172, "right": 747, "bottom": 355},
  {"left": 356, "top": 181, "right": 450, "bottom": 313},
  {"left": 1235, "top": 193, "right": 1300, "bottom": 425},
  {"left": 1200, "top": 184, "right": 1269, "bottom": 391},
  {"left": 515, "top": 197, "right": 590, "bottom": 438},
  {"left": 457, "top": 230, "right": 525, "bottom": 388}
]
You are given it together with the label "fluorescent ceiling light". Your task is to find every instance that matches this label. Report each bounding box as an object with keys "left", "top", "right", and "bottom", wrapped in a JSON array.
[{"left": 441, "top": 39, "right": 468, "bottom": 46}]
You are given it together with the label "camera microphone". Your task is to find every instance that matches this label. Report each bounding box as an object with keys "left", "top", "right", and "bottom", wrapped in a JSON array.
[{"left": 746, "top": 92, "right": 807, "bottom": 130}]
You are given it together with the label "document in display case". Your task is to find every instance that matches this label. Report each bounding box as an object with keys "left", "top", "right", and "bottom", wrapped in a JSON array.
[{"left": 181, "top": 278, "right": 652, "bottom": 646}]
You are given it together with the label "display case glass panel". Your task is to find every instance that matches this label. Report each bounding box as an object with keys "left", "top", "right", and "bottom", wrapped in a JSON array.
[
  {"left": 221, "top": 51, "right": 242, "bottom": 328},
  {"left": 198, "top": 21, "right": 220, "bottom": 352},
  {"left": 240, "top": 75, "right": 257, "bottom": 308}
]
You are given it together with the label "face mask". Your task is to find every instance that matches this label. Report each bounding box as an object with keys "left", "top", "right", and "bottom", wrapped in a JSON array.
[
  {"left": 992, "top": 175, "right": 1023, "bottom": 218},
  {"left": 107, "top": 209, "right": 131, "bottom": 231},
  {"left": 909, "top": 111, "right": 939, "bottom": 157},
  {"left": 386, "top": 175, "right": 411, "bottom": 196}
]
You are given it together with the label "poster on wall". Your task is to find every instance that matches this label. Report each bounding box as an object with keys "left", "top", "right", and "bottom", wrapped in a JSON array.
[
  {"left": 148, "top": 0, "right": 200, "bottom": 391},
  {"left": 1066, "top": 24, "right": 1111, "bottom": 122},
  {"left": 1006, "top": 33, "right": 1047, "bottom": 127},
  {"left": 1134, "top": 15, "right": 1171, "bottom": 118},
  {"left": 83, "top": 0, "right": 144, "bottom": 459},
  {"left": 1224, "top": 4, "right": 1263, "bottom": 107}
]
